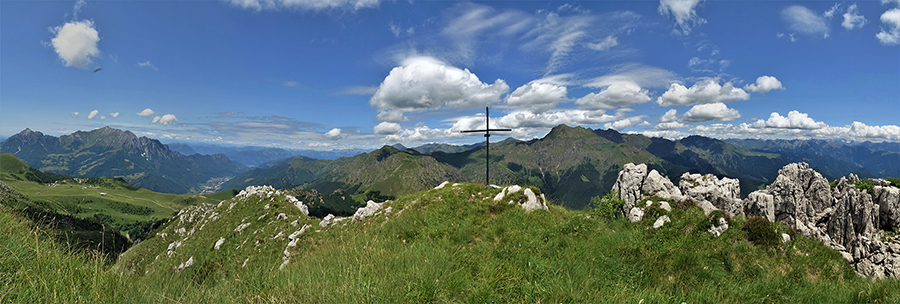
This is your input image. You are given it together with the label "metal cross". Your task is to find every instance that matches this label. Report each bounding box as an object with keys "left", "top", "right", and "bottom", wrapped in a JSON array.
[{"left": 461, "top": 107, "right": 512, "bottom": 186}]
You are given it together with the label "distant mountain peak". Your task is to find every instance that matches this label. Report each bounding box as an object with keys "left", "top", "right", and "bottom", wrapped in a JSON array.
[{"left": 544, "top": 124, "right": 596, "bottom": 140}]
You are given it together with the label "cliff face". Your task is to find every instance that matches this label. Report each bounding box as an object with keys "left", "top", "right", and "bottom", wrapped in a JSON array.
[{"left": 613, "top": 162, "right": 900, "bottom": 279}]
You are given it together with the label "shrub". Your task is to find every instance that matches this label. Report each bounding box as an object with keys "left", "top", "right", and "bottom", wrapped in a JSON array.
[
  {"left": 855, "top": 179, "right": 875, "bottom": 196},
  {"left": 885, "top": 177, "right": 900, "bottom": 188},
  {"left": 742, "top": 216, "right": 777, "bottom": 247},
  {"left": 590, "top": 191, "right": 625, "bottom": 220}
]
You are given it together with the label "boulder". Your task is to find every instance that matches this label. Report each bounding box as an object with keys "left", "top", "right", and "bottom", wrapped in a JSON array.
[
  {"left": 641, "top": 170, "right": 683, "bottom": 202},
  {"left": 680, "top": 173, "right": 743, "bottom": 217},
  {"left": 744, "top": 190, "right": 775, "bottom": 222},
  {"left": 319, "top": 214, "right": 335, "bottom": 228},
  {"left": 628, "top": 207, "right": 644, "bottom": 223},
  {"left": 352, "top": 200, "right": 383, "bottom": 222},
  {"left": 611, "top": 163, "right": 648, "bottom": 211},
  {"left": 653, "top": 215, "right": 671, "bottom": 229},
  {"left": 707, "top": 217, "right": 729, "bottom": 237},
  {"left": 519, "top": 188, "right": 548, "bottom": 211}
]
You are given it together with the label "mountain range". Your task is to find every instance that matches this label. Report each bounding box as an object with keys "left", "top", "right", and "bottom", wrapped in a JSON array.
[{"left": 0, "top": 127, "right": 246, "bottom": 194}]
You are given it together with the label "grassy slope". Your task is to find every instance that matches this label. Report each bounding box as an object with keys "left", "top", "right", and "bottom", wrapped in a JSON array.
[
  {"left": 5, "top": 183, "right": 888, "bottom": 302},
  {"left": 1, "top": 153, "right": 232, "bottom": 239}
]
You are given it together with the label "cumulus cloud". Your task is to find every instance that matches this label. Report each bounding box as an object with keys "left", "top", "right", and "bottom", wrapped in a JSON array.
[
  {"left": 604, "top": 116, "right": 648, "bottom": 131},
  {"left": 575, "top": 82, "right": 651, "bottom": 110},
  {"left": 137, "top": 108, "right": 156, "bottom": 117},
  {"left": 658, "top": 0, "right": 706, "bottom": 35},
  {"left": 750, "top": 111, "right": 827, "bottom": 129},
  {"left": 87, "top": 110, "right": 99, "bottom": 119},
  {"left": 373, "top": 122, "right": 402, "bottom": 135},
  {"left": 324, "top": 128, "right": 342, "bottom": 139},
  {"left": 743, "top": 75, "right": 785, "bottom": 93},
  {"left": 782, "top": 5, "right": 829, "bottom": 38},
  {"left": 50, "top": 20, "right": 101, "bottom": 69},
  {"left": 369, "top": 56, "right": 509, "bottom": 122},
  {"left": 686, "top": 120, "right": 900, "bottom": 142},
  {"left": 109, "top": 112, "right": 119, "bottom": 118},
  {"left": 226, "top": 0, "right": 380, "bottom": 11},
  {"left": 71, "top": 112, "right": 80, "bottom": 117},
  {"left": 505, "top": 81, "right": 567, "bottom": 112},
  {"left": 151, "top": 114, "right": 178, "bottom": 125},
  {"left": 657, "top": 78, "right": 750, "bottom": 107},
  {"left": 877, "top": 8, "right": 900, "bottom": 45},
  {"left": 842, "top": 4, "right": 867, "bottom": 30},
  {"left": 659, "top": 109, "right": 679, "bottom": 123},
  {"left": 681, "top": 103, "right": 741, "bottom": 123},
  {"left": 587, "top": 35, "right": 618, "bottom": 51}
]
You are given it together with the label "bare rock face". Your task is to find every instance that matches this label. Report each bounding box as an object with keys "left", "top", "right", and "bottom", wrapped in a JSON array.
[
  {"left": 611, "top": 163, "right": 682, "bottom": 213},
  {"left": 873, "top": 184, "right": 900, "bottom": 230},
  {"left": 679, "top": 173, "right": 742, "bottom": 217},
  {"left": 352, "top": 200, "right": 383, "bottom": 223},
  {"left": 743, "top": 163, "right": 900, "bottom": 279}
]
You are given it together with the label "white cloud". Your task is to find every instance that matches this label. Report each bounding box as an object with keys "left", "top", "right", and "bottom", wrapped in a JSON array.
[
  {"left": 585, "top": 65, "right": 678, "bottom": 89},
  {"left": 877, "top": 8, "right": 900, "bottom": 45},
  {"left": 659, "top": 109, "right": 679, "bottom": 123},
  {"left": 71, "top": 112, "right": 79, "bottom": 117},
  {"left": 686, "top": 119, "right": 900, "bottom": 142},
  {"left": 283, "top": 80, "right": 300, "bottom": 87},
  {"left": 524, "top": 10, "right": 594, "bottom": 75},
  {"left": 137, "top": 108, "right": 156, "bottom": 117},
  {"left": 657, "top": 0, "right": 706, "bottom": 35},
  {"left": 137, "top": 61, "right": 158, "bottom": 70},
  {"left": 109, "top": 112, "right": 119, "bottom": 118},
  {"left": 87, "top": 110, "right": 99, "bottom": 119},
  {"left": 743, "top": 75, "right": 785, "bottom": 93},
  {"left": 824, "top": 3, "right": 841, "bottom": 19},
  {"left": 681, "top": 103, "right": 741, "bottom": 123},
  {"left": 750, "top": 111, "right": 827, "bottom": 129},
  {"left": 604, "top": 116, "right": 647, "bottom": 131},
  {"left": 657, "top": 78, "right": 750, "bottom": 107},
  {"left": 688, "top": 57, "right": 731, "bottom": 73},
  {"left": 373, "top": 122, "right": 402, "bottom": 135},
  {"left": 50, "top": 20, "right": 101, "bottom": 69},
  {"left": 587, "top": 35, "right": 618, "bottom": 51},
  {"left": 369, "top": 56, "right": 509, "bottom": 122},
  {"left": 782, "top": 5, "right": 829, "bottom": 38},
  {"left": 505, "top": 81, "right": 568, "bottom": 112},
  {"left": 842, "top": 4, "right": 867, "bottom": 30},
  {"left": 339, "top": 85, "right": 379, "bottom": 95},
  {"left": 324, "top": 128, "right": 342, "bottom": 139},
  {"left": 100, "top": 115, "right": 106, "bottom": 120},
  {"left": 226, "top": 0, "right": 380, "bottom": 11},
  {"left": 576, "top": 82, "right": 651, "bottom": 110},
  {"left": 150, "top": 114, "right": 178, "bottom": 125}
]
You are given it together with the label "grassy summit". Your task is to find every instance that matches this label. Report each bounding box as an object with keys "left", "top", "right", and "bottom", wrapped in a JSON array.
[{"left": 3, "top": 182, "right": 898, "bottom": 302}]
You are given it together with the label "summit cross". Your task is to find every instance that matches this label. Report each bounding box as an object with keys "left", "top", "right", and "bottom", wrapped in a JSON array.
[{"left": 460, "top": 107, "right": 512, "bottom": 186}]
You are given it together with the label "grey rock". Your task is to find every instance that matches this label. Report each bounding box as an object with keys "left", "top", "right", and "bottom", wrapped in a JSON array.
[
  {"left": 659, "top": 201, "right": 672, "bottom": 212},
  {"left": 680, "top": 173, "right": 743, "bottom": 217},
  {"left": 611, "top": 163, "right": 648, "bottom": 212},
  {"left": 781, "top": 233, "right": 791, "bottom": 244},
  {"left": 708, "top": 217, "right": 729, "bottom": 237},
  {"left": 352, "top": 200, "right": 383, "bottom": 223},
  {"left": 641, "top": 169, "right": 683, "bottom": 202},
  {"left": 319, "top": 214, "right": 335, "bottom": 228},
  {"left": 653, "top": 215, "right": 671, "bottom": 229},
  {"left": 519, "top": 188, "right": 548, "bottom": 211},
  {"left": 628, "top": 207, "right": 644, "bottom": 223},
  {"left": 874, "top": 185, "right": 900, "bottom": 230},
  {"left": 744, "top": 190, "right": 775, "bottom": 222}
]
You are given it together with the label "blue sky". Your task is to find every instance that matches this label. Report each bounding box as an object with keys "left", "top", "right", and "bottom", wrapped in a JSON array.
[{"left": 1, "top": 0, "right": 898, "bottom": 150}]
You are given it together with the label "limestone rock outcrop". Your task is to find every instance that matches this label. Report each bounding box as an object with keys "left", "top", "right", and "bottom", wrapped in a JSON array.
[
  {"left": 611, "top": 163, "right": 682, "bottom": 212},
  {"left": 742, "top": 163, "right": 900, "bottom": 279},
  {"left": 494, "top": 185, "right": 549, "bottom": 212},
  {"left": 680, "top": 173, "right": 742, "bottom": 217}
]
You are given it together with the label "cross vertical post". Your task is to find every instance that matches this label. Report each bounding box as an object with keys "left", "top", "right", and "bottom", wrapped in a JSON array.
[{"left": 461, "top": 107, "right": 512, "bottom": 186}]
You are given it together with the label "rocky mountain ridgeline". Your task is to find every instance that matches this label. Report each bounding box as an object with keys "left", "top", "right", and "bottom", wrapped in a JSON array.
[
  {"left": 121, "top": 182, "right": 547, "bottom": 275},
  {"left": 613, "top": 162, "right": 900, "bottom": 279}
]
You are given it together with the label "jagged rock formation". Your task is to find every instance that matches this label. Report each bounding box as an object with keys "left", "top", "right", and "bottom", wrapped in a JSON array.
[
  {"left": 611, "top": 162, "right": 900, "bottom": 278},
  {"left": 610, "top": 163, "right": 682, "bottom": 212},
  {"left": 493, "top": 184, "right": 549, "bottom": 212},
  {"left": 679, "top": 173, "right": 742, "bottom": 217},
  {"left": 743, "top": 163, "right": 899, "bottom": 279}
]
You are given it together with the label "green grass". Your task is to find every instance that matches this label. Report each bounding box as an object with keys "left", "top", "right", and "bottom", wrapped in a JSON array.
[{"left": 4, "top": 183, "right": 899, "bottom": 302}]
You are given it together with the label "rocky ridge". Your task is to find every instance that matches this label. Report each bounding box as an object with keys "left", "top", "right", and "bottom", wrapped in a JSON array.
[{"left": 612, "top": 162, "right": 900, "bottom": 279}]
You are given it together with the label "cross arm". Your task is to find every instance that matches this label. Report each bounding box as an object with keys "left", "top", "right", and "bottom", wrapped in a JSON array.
[{"left": 460, "top": 128, "right": 512, "bottom": 133}]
